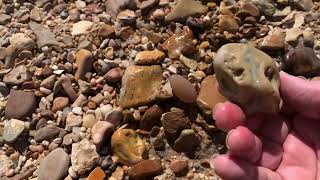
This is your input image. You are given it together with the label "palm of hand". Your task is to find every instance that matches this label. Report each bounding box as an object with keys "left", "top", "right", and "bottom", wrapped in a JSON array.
[{"left": 212, "top": 72, "right": 320, "bottom": 180}]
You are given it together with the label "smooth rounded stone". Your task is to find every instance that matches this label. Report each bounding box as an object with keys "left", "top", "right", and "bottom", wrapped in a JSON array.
[
  {"left": 196, "top": 75, "right": 227, "bottom": 115},
  {"left": 103, "top": 67, "right": 123, "bottom": 83},
  {"left": 37, "top": 148, "right": 70, "bottom": 180},
  {"left": 33, "top": 125, "right": 62, "bottom": 142},
  {"left": 105, "top": 109, "right": 123, "bottom": 127},
  {"left": 71, "top": 21, "right": 94, "bottom": 36},
  {"left": 3, "top": 119, "right": 25, "bottom": 143},
  {"left": 10, "top": 33, "right": 36, "bottom": 51},
  {"left": 283, "top": 47, "right": 320, "bottom": 77},
  {"left": 169, "top": 160, "right": 189, "bottom": 177},
  {"left": 91, "top": 121, "right": 114, "bottom": 147},
  {"left": 169, "top": 75, "right": 197, "bottom": 103},
  {"left": 218, "top": 15, "right": 239, "bottom": 33},
  {"left": 75, "top": 49, "right": 93, "bottom": 80},
  {"left": 173, "top": 129, "right": 200, "bottom": 152},
  {"left": 3, "top": 65, "right": 32, "bottom": 85},
  {"left": 214, "top": 43, "right": 282, "bottom": 115},
  {"left": 59, "top": 75, "right": 78, "bottom": 102},
  {"left": 162, "top": 28, "right": 196, "bottom": 59},
  {"left": 259, "top": 28, "right": 285, "bottom": 50},
  {"left": 52, "top": 97, "right": 69, "bottom": 113},
  {"left": 118, "top": 65, "right": 163, "bottom": 108},
  {"left": 134, "top": 50, "right": 165, "bottom": 65},
  {"left": 98, "top": 24, "right": 115, "bottom": 38},
  {"left": 71, "top": 139, "right": 100, "bottom": 174},
  {"left": 5, "top": 90, "right": 36, "bottom": 119},
  {"left": 29, "top": 22, "right": 59, "bottom": 48},
  {"left": 161, "top": 111, "right": 191, "bottom": 140},
  {"left": 40, "top": 75, "right": 56, "bottom": 90},
  {"left": 140, "top": 105, "right": 163, "bottom": 131},
  {"left": 0, "top": 155, "right": 14, "bottom": 177},
  {"left": 165, "top": 0, "right": 207, "bottom": 22},
  {"left": 69, "top": 9, "right": 80, "bottom": 22},
  {"left": 236, "top": 2, "right": 260, "bottom": 18},
  {"left": 128, "top": 159, "right": 163, "bottom": 180},
  {"left": 88, "top": 166, "right": 106, "bottom": 180},
  {"left": 111, "top": 129, "right": 147, "bottom": 165},
  {"left": 66, "top": 113, "right": 83, "bottom": 129},
  {"left": 82, "top": 114, "right": 97, "bottom": 128}
]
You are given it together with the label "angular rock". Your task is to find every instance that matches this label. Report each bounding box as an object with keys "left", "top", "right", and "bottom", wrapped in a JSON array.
[
  {"left": 117, "top": 9, "right": 136, "bottom": 25},
  {"left": 283, "top": 47, "right": 320, "bottom": 77},
  {"left": 259, "top": 28, "right": 285, "bottom": 50},
  {"left": 40, "top": 75, "right": 56, "bottom": 89},
  {"left": 214, "top": 43, "right": 282, "bottom": 115},
  {"left": 71, "top": 21, "right": 93, "bottom": 36},
  {"left": 252, "top": 0, "right": 276, "bottom": 16},
  {"left": 134, "top": 50, "right": 165, "bottom": 65},
  {"left": 169, "top": 160, "right": 189, "bottom": 177},
  {"left": 165, "top": 0, "right": 207, "bottom": 22},
  {"left": 29, "top": 22, "right": 59, "bottom": 48},
  {"left": 236, "top": 2, "right": 260, "bottom": 18},
  {"left": 179, "top": 55, "right": 198, "bottom": 70},
  {"left": 71, "top": 139, "right": 100, "bottom": 174},
  {"left": 140, "top": 105, "right": 163, "bottom": 131},
  {"left": 197, "top": 75, "right": 227, "bottom": 115},
  {"left": 111, "top": 129, "right": 147, "bottom": 165},
  {"left": 169, "top": 75, "right": 197, "bottom": 103},
  {"left": 3, "top": 119, "right": 25, "bottom": 143},
  {"left": 0, "top": 13, "right": 11, "bottom": 25},
  {"left": 162, "top": 28, "right": 196, "bottom": 59},
  {"left": 5, "top": 90, "right": 36, "bottom": 119},
  {"left": 3, "top": 65, "right": 32, "bottom": 85},
  {"left": 52, "top": 97, "right": 69, "bottom": 112},
  {"left": 128, "top": 160, "right": 163, "bottom": 180},
  {"left": 97, "top": 24, "right": 115, "bottom": 38},
  {"left": 30, "top": 7, "right": 42, "bottom": 21},
  {"left": 218, "top": 15, "right": 239, "bottom": 33},
  {"left": 34, "top": 125, "right": 62, "bottom": 142},
  {"left": 66, "top": 113, "right": 82, "bottom": 129},
  {"left": 38, "top": 148, "right": 70, "bottom": 180},
  {"left": 105, "top": 0, "right": 137, "bottom": 17},
  {"left": 0, "top": 155, "right": 14, "bottom": 177},
  {"left": 174, "top": 129, "right": 200, "bottom": 152},
  {"left": 285, "top": 28, "right": 303, "bottom": 44},
  {"left": 58, "top": 75, "right": 78, "bottom": 102},
  {"left": 88, "top": 167, "right": 106, "bottom": 180},
  {"left": 75, "top": 49, "right": 93, "bottom": 80},
  {"left": 91, "top": 121, "right": 114, "bottom": 147},
  {"left": 140, "top": 0, "right": 159, "bottom": 14},
  {"left": 161, "top": 111, "right": 191, "bottom": 140},
  {"left": 10, "top": 33, "right": 36, "bottom": 51},
  {"left": 119, "top": 65, "right": 163, "bottom": 108}
]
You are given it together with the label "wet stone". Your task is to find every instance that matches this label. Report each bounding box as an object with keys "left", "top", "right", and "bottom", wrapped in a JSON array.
[
  {"left": 128, "top": 159, "right": 163, "bottom": 180},
  {"left": 3, "top": 119, "right": 25, "bottom": 143},
  {"left": 37, "top": 148, "right": 70, "bottom": 180},
  {"left": 169, "top": 75, "right": 197, "bottom": 103},
  {"left": 111, "top": 129, "right": 147, "bottom": 165},
  {"left": 165, "top": 0, "right": 207, "bottom": 22},
  {"left": 161, "top": 111, "right": 191, "bottom": 140},
  {"left": 5, "top": 90, "right": 36, "bottom": 119},
  {"left": 140, "top": 104, "right": 163, "bottom": 131},
  {"left": 29, "top": 22, "right": 59, "bottom": 48}
]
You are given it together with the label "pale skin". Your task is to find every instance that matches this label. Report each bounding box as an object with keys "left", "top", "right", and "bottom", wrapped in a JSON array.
[{"left": 212, "top": 71, "right": 320, "bottom": 180}]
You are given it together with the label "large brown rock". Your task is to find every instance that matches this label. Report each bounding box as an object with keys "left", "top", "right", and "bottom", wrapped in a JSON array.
[
  {"left": 75, "top": 49, "right": 93, "bottom": 80},
  {"left": 161, "top": 110, "right": 191, "bottom": 140},
  {"left": 118, "top": 65, "right": 163, "bottom": 108},
  {"left": 214, "top": 43, "right": 282, "bottom": 115},
  {"left": 128, "top": 159, "right": 163, "bottom": 180},
  {"left": 5, "top": 90, "right": 37, "bottom": 119}
]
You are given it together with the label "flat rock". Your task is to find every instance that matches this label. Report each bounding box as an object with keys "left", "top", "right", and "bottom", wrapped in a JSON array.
[
  {"left": 169, "top": 75, "right": 197, "bottom": 103},
  {"left": 134, "top": 50, "right": 165, "bottom": 65},
  {"left": 140, "top": 105, "right": 163, "bottom": 131},
  {"left": 161, "top": 110, "right": 191, "bottom": 140},
  {"left": 179, "top": 55, "right": 198, "bottom": 70},
  {"left": 165, "top": 0, "right": 207, "bottom": 22},
  {"left": 197, "top": 75, "right": 227, "bottom": 115},
  {"left": 0, "top": 155, "right": 14, "bottom": 177},
  {"left": 71, "top": 139, "right": 99, "bottom": 174},
  {"left": 71, "top": 21, "right": 93, "bottom": 36},
  {"left": 3, "top": 119, "right": 25, "bottom": 143},
  {"left": 174, "top": 129, "right": 200, "bottom": 152},
  {"left": 34, "top": 125, "right": 62, "bottom": 142},
  {"left": 118, "top": 65, "right": 163, "bottom": 108},
  {"left": 29, "top": 22, "right": 59, "bottom": 48},
  {"left": 259, "top": 28, "right": 285, "bottom": 50},
  {"left": 88, "top": 166, "right": 106, "bottom": 180},
  {"left": 10, "top": 33, "right": 36, "bottom": 51},
  {"left": 5, "top": 90, "right": 36, "bottom": 119},
  {"left": 38, "top": 148, "right": 70, "bottom": 180},
  {"left": 75, "top": 49, "right": 93, "bottom": 80},
  {"left": 3, "top": 65, "right": 32, "bottom": 85},
  {"left": 111, "top": 129, "right": 147, "bottom": 165},
  {"left": 128, "top": 159, "right": 163, "bottom": 180},
  {"left": 52, "top": 97, "right": 69, "bottom": 112}
]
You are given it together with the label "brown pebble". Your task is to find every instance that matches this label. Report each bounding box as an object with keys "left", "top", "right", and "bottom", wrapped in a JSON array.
[
  {"left": 169, "top": 160, "right": 189, "bottom": 177},
  {"left": 169, "top": 75, "right": 197, "bottom": 103},
  {"left": 128, "top": 159, "right": 163, "bottom": 180},
  {"left": 103, "top": 67, "right": 123, "bottom": 83},
  {"left": 52, "top": 97, "right": 69, "bottom": 112}
]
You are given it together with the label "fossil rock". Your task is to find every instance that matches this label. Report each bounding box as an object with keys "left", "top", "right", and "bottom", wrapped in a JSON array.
[{"left": 213, "top": 43, "right": 282, "bottom": 115}]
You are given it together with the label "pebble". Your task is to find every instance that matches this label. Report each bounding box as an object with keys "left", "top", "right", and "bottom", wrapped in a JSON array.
[
  {"left": 0, "top": 13, "right": 11, "bottom": 25},
  {"left": 66, "top": 113, "right": 83, "bottom": 129},
  {"left": 174, "top": 129, "right": 200, "bottom": 152},
  {"left": 169, "top": 160, "right": 189, "bottom": 177},
  {"left": 161, "top": 110, "right": 191, "bottom": 140},
  {"left": 106, "top": 109, "right": 123, "bottom": 126},
  {"left": 134, "top": 50, "right": 165, "bottom": 65},
  {"left": 103, "top": 67, "right": 123, "bottom": 83},
  {"left": 197, "top": 75, "right": 227, "bottom": 115},
  {"left": 10, "top": 33, "right": 35, "bottom": 51},
  {"left": 0, "top": 155, "right": 14, "bottom": 177},
  {"left": 285, "top": 28, "right": 303, "bottom": 44},
  {"left": 140, "top": 0, "right": 159, "bottom": 14},
  {"left": 88, "top": 166, "right": 106, "bottom": 180},
  {"left": 3, "top": 119, "right": 25, "bottom": 143},
  {"left": 29, "top": 22, "right": 59, "bottom": 48},
  {"left": 110, "top": 166, "right": 124, "bottom": 180},
  {"left": 34, "top": 125, "right": 62, "bottom": 142},
  {"left": 59, "top": 75, "right": 78, "bottom": 102},
  {"left": 165, "top": 0, "right": 207, "bottom": 22},
  {"left": 3, "top": 65, "right": 32, "bottom": 85},
  {"left": 236, "top": 2, "right": 260, "bottom": 18},
  {"left": 82, "top": 114, "right": 97, "bottom": 128},
  {"left": 169, "top": 75, "right": 197, "bottom": 103},
  {"left": 218, "top": 15, "right": 239, "bottom": 33},
  {"left": 40, "top": 75, "right": 56, "bottom": 89},
  {"left": 30, "top": 7, "right": 41, "bottom": 21},
  {"left": 111, "top": 129, "right": 147, "bottom": 165},
  {"left": 75, "top": 49, "right": 93, "bottom": 80},
  {"left": 118, "top": 65, "right": 163, "bottom": 108},
  {"left": 71, "top": 139, "right": 100, "bottom": 174},
  {"left": 259, "top": 28, "right": 285, "bottom": 50},
  {"left": 98, "top": 24, "right": 116, "bottom": 38},
  {"left": 140, "top": 105, "right": 163, "bottom": 131},
  {"left": 105, "top": 0, "right": 136, "bottom": 17},
  {"left": 52, "top": 97, "right": 69, "bottom": 112},
  {"left": 290, "top": 0, "right": 313, "bottom": 11},
  {"left": 37, "top": 148, "right": 70, "bottom": 180},
  {"left": 71, "top": 21, "right": 94, "bottom": 36},
  {"left": 92, "top": 121, "right": 114, "bottom": 147},
  {"left": 179, "top": 55, "right": 198, "bottom": 71},
  {"left": 252, "top": 0, "right": 276, "bottom": 16},
  {"left": 5, "top": 90, "right": 36, "bottom": 119},
  {"left": 128, "top": 159, "right": 163, "bottom": 180},
  {"left": 69, "top": 9, "right": 80, "bottom": 22}
]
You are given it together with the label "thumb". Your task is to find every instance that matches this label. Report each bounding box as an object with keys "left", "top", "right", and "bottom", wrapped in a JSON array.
[{"left": 280, "top": 71, "right": 320, "bottom": 119}]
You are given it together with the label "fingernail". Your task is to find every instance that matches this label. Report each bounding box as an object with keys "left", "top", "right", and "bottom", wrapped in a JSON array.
[{"left": 225, "top": 129, "right": 235, "bottom": 149}]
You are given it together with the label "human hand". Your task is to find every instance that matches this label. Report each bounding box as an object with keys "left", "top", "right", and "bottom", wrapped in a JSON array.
[{"left": 212, "top": 71, "right": 320, "bottom": 180}]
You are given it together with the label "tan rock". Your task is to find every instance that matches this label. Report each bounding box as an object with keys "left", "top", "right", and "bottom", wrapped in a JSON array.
[
  {"left": 111, "top": 129, "right": 147, "bottom": 165},
  {"left": 97, "top": 24, "right": 115, "bottom": 38},
  {"left": 52, "top": 97, "right": 69, "bottom": 112},
  {"left": 214, "top": 43, "right": 282, "bottom": 115},
  {"left": 118, "top": 65, "right": 163, "bottom": 108},
  {"left": 197, "top": 75, "right": 227, "bottom": 115},
  {"left": 259, "top": 28, "right": 285, "bottom": 50},
  {"left": 128, "top": 159, "right": 163, "bottom": 180},
  {"left": 82, "top": 114, "right": 97, "bottom": 128},
  {"left": 218, "top": 15, "right": 239, "bottom": 33},
  {"left": 285, "top": 28, "right": 303, "bottom": 44},
  {"left": 75, "top": 49, "right": 93, "bottom": 80},
  {"left": 134, "top": 50, "right": 165, "bottom": 65},
  {"left": 91, "top": 121, "right": 114, "bottom": 148}
]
